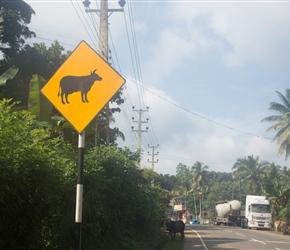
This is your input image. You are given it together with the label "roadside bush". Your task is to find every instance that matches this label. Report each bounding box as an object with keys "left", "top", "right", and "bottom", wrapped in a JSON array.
[
  {"left": 0, "top": 100, "right": 171, "bottom": 249},
  {"left": 0, "top": 99, "right": 76, "bottom": 249}
]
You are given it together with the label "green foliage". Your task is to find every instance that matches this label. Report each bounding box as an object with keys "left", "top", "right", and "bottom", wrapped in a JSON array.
[
  {"left": 191, "top": 161, "right": 209, "bottom": 188},
  {"left": 264, "top": 172, "right": 290, "bottom": 220},
  {"left": 142, "top": 168, "right": 160, "bottom": 184},
  {"left": 28, "top": 74, "right": 53, "bottom": 122},
  {"left": 0, "top": 65, "right": 18, "bottom": 86},
  {"left": 81, "top": 146, "right": 169, "bottom": 249},
  {"left": 172, "top": 154, "right": 290, "bottom": 225},
  {"left": 0, "top": 100, "right": 169, "bottom": 249},
  {"left": 232, "top": 155, "right": 269, "bottom": 194},
  {"left": 33, "top": 41, "right": 70, "bottom": 80},
  {"left": 261, "top": 89, "right": 290, "bottom": 160},
  {"left": 0, "top": 99, "right": 76, "bottom": 249},
  {"left": 203, "top": 173, "right": 237, "bottom": 219},
  {"left": 0, "top": 0, "right": 35, "bottom": 59},
  {"left": 279, "top": 201, "right": 290, "bottom": 223},
  {"left": 0, "top": 41, "right": 68, "bottom": 108},
  {"left": 157, "top": 173, "right": 177, "bottom": 191}
]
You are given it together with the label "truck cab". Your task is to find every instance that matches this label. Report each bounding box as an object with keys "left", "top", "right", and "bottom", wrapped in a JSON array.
[{"left": 241, "top": 195, "right": 271, "bottom": 229}]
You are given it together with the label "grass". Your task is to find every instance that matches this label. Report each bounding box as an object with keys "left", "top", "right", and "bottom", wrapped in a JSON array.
[{"left": 160, "top": 233, "right": 184, "bottom": 250}]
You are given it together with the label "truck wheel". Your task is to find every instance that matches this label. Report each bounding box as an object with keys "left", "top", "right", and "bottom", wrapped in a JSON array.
[
  {"left": 241, "top": 218, "right": 247, "bottom": 229},
  {"left": 243, "top": 219, "right": 249, "bottom": 229}
]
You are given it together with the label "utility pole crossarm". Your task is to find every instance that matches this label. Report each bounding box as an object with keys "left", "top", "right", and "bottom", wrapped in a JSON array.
[
  {"left": 85, "top": 8, "right": 124, "bottom": 13},
  {"left": 147, "top": 144, "right": 159, "bottom": 171},
  {"left": 131, "top": 106, "right": 149, "bottom": 167}
]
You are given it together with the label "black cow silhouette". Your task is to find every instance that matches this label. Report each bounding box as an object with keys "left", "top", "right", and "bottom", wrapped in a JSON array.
[{"left": 58, "top": 69, "right": 102, "bottom": 104}]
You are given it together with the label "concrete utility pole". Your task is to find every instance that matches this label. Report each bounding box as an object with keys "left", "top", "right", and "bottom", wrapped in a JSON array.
[
  {"left": 83, "top": 0, "right": 125, "bottom": 146},
  {"left": 147, "top": 144, "right": 159, "bottom": 171},
  {"left": 99, "top": 0, "right": 110, "bottom": 146},
  {"left": 77, "top": 1, "right": 125, "bottom": 250},
  {"left": 131, "top": 106, "right": 149, "bottom": 167},
  {"left": 0, "top": 9, "right": 3, "bottom": 43},
  {"left": 200, "top": 194, "right": 203, "bottom": 224}
]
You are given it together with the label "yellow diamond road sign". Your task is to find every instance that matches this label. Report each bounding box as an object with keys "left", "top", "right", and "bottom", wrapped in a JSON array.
[{"left": 41, "top": 40, "right": 126, "bottom": 133}]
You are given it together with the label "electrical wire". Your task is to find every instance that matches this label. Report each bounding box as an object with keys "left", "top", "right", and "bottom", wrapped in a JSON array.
[
  {"left": 123, "top": 1, "right": 159, "bottom": 149},
  {"left": 124, "top": 75, "right": 272, "bottom": 141},
  {"left": 70, "top": 0, "right": 98, "bottom": 50}
]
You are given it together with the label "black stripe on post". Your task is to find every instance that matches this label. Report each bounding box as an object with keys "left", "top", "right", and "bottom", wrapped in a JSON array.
[{"left": 75, "top": 131, "right": 85, "bottom": 250}]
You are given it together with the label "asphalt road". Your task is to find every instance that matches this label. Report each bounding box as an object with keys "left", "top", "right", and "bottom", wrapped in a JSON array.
[{"left": 183, "top": 224, "right": 290, "bottom": 250}]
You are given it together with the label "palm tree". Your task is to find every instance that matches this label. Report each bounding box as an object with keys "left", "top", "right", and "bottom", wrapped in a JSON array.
[
  {"left": 232, "top": 155, "right": 269, "bottom": 194},
  {"left": 261, "top": 89, "right": 290, "bottom": 160},
  {"left": 191, "top": 161, "right": 209, "bottom": 187},
  {"left": 262, "top": 162, "right": 290, "bottom": 219},
  {"left": 264, "top": 178, "right": 290, "bottom": 219},
  {"left": 191, "top": 161, "right": 209, "bottom": 223},
  {"left": 174, "top": 163, "right": 192, "bottom": 196}
]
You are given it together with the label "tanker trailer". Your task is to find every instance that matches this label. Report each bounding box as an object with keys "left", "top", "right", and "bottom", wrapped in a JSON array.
[{"left": 214, "top": 200, "right": 243, "bottom": 226}]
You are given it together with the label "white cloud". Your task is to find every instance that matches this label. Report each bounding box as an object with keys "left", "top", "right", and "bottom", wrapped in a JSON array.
[{"left": 163, "top": 2, "right": 290, "bottom": 67}]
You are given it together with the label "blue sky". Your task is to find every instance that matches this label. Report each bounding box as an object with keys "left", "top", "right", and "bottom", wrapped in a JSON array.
[{"left": 26, "top": 0, "right": 290, "bottom": 175}]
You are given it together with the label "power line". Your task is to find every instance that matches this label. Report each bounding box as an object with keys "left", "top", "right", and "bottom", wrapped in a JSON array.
[
  {"left": 124, "top": 75, "right": 272, "bottom": 140},
  {"left": 122, "top": 1, "right": 159, "bottom": 148},
  {"left": 70, "top": 0, "right": 98, "bottom": 49}
]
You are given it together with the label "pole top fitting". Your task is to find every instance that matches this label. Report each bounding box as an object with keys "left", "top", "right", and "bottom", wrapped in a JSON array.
[
  {"left": 82, "top": 0, "right": 91, "bottom": 8},
  {"left": 118, "top": 0, "right": 126, "bottom": 8}
]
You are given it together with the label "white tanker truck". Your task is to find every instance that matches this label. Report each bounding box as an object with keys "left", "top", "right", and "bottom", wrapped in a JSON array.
[{"left": 214, "top": 200, "right": 244, "bottom": 226}]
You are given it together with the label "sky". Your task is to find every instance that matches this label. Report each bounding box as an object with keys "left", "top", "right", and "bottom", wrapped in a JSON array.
[{"left": 25, "top": 0, "right": 290, "bottom": 175}]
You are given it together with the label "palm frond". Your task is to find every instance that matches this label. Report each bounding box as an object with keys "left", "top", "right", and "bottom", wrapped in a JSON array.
[
  {"left": 276, "top": 89, "right": 290, "bottom": 109},
  {"left": 261, "top": 115, "right": 284, "bottom": 123}
]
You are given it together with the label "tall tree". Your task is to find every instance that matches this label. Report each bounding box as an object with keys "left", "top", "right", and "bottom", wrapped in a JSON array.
[
  {"left": 173, "top": 163, "right": 192, "bottom": 196},
  {"left": 232, "top": 155, "right": 268, "bottom": 194},
  {"left": 191, "top": 161, "right": 209, "bottom": 222},
  {"left": 262, "top": 163, "right": 290, "bottom": 219},
  {"left": 191, "top": 161, "right": 209, "bottom": 187},
  {"left": 261, "top": 89, "right": 290, "bottom": 160},
  {"left": 156, "top": 173, "right": 177, "bottom": 191},
  {"left": 0, "top": 0, "right": 35, "bottom": 60},
  {"left": 1, "top": 42, "right": 68, "bottom": 108}
]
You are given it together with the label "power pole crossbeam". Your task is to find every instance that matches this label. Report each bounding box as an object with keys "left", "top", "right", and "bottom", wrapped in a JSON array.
[
  {"left": 147, "top": 144, "right": 159, "bottom": 171},
  {"left": 85, "top": 9, "right": 124, "bottom": 13},
  {"left": 131, "top": 107, "right": 149, "bottom": 167}
]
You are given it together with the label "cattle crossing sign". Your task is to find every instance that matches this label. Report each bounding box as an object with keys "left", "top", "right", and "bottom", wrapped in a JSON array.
[{"left": 41, "top": 40, "right": 126, "bottom": 133}]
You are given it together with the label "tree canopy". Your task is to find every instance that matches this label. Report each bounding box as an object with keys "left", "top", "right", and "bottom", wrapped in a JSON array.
[
  {"left": 0, "top": 0, "right": 35, "bottom": 60},
  {"left": 262, "top": 89, "right": 290, "bottom": 160}
]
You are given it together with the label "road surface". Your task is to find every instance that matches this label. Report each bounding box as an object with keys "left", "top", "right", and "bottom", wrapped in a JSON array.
[{"left": 183, "top": 224, "right": 290, "bottom": 250}]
